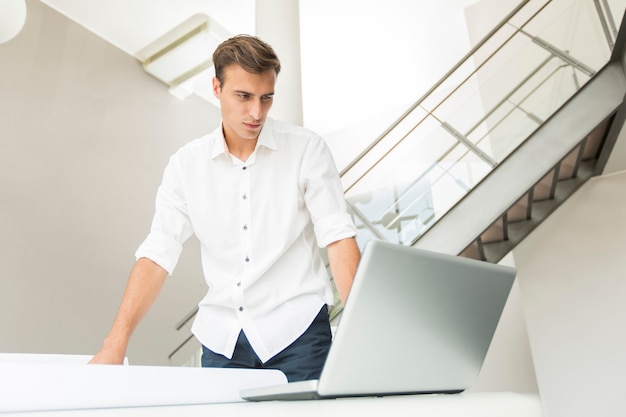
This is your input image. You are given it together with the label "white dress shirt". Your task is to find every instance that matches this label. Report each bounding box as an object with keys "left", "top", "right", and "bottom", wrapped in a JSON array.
[{"left": 135, "top": 118, "right": 357, "bottom": 362}]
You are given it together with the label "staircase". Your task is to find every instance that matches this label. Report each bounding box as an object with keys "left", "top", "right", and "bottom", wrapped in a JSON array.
[
  {"left": 459, "top": 107, "right": 622, "bottom": 263},
  {"left": 342, "top": 0, "right": 626, "bottom": 262}
]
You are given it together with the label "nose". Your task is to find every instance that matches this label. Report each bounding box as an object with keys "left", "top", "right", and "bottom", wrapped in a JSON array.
[{"left": 249, "top": 99, "right": 263, "bottom": 121}]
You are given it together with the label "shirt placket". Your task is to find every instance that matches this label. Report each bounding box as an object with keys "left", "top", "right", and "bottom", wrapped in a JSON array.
[{"left": 233, "top": 163, "right": 251, "bottom": 317}]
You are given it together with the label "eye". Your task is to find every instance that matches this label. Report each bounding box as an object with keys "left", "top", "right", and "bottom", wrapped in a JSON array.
[
  {"left": 237, "top": 93, "right": 251, "bottom": 100},
  {"left": 261, "top": 95, "right": 274, "bottom": 103}
]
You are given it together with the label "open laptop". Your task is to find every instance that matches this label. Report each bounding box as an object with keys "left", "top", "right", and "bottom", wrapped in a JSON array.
[{"left": 240, "top": 239, "right": 516, "bottom": 401}]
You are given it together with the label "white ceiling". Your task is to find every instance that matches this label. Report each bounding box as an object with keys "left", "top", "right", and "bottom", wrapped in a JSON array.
[{"left": 39, "top": 0, "right": 255, "bottom": 57}]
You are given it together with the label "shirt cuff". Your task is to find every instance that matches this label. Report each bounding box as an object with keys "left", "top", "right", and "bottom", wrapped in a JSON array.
[
  {"left": 314, "top": 212, "right": 357, "bottom": 248},
  {"left": 135, "top": 232, "right": 184, "bottom": 275}
]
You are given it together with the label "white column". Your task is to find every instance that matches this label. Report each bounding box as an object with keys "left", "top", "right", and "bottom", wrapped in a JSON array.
[{"left": 255, "top": 0, "right": 303, "bottom": 125}]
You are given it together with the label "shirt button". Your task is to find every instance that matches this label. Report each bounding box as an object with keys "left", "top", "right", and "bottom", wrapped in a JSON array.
[
  {"left": 245, "top": 256, "right": 250, "bottom": 262},
  {"left": 239, "top": 306, "right": 244, "bottom": 312},
  {"left": 242, "top": 194, "right": 247, "bottom": 200},
  {"left": 237, "top": 282, "right": 241, "bottom": 287},
  {"left": 242, "top": 166, "right": 247, "bottom": 170},
  {"left": 243, "top": 224, "right": 248, "bottom": 231}
]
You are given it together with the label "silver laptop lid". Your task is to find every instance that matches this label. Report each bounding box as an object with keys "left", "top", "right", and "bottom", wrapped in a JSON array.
[{"left": 318, "top": 240, "right": 516, "bottom": 397}]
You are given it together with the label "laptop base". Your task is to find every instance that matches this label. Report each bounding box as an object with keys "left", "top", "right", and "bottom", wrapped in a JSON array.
[{"left": 240, "top": 379, "right": 464, "bottom": 402}]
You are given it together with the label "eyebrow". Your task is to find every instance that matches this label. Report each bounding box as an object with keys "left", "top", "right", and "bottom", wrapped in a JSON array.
[{"left": 234, "top": 90, "right": 275, "bottom": 97}]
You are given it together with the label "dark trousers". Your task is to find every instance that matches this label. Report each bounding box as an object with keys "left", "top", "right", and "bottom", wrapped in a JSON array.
[{"left": 201, "top": 305, "right": 332, "bottom": 382}]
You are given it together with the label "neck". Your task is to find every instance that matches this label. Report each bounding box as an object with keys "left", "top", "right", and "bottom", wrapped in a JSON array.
[
  {"left": 224, "top": 134, "right": 257, "bottom": 162},
  {"left": 229, "top": 143, "right": 256, "bottom": 162}
]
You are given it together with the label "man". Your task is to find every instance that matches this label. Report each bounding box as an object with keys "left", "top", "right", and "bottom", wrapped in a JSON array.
[{"left": 90, "top": 35, "right": 361, "bottom": 382}]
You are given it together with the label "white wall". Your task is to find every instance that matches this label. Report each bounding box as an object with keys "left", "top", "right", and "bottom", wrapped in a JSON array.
[
  {"left": 0, "top": 0, "right": 215, "bottom": 365},
  {"left": 469, "top": 269, "right": 539, "bottom": 393},
  {"left": 513, "top": 167, "right": 626, "bottom": 416}
]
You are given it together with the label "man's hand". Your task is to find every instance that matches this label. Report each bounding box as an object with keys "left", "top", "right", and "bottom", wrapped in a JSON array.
[{"left": 88, "top": 344, "right": 126, "bottom": 365}]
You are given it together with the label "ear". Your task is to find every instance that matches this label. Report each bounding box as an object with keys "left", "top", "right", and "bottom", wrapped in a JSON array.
[{"left": 212, "top": 77, "right": 221, "bottom": 99}]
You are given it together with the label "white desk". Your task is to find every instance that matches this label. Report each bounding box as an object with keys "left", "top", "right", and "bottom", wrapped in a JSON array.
[
  {"left": 4, "top": 392, "right": 543, "bottom": 417},
  {"left": 0, "top": 354, "right": 543, "bottom": 416}
]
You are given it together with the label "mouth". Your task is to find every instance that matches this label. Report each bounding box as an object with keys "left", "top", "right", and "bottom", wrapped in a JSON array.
[{"left": 244, "top": 122, "right": 262, "bottom": 130}]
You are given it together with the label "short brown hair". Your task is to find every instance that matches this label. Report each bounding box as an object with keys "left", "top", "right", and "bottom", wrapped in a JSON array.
[{"left": 213, "top": 35, "right": 281, "bottom": 86}]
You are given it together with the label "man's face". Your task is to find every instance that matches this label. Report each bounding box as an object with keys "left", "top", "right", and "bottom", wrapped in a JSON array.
[{"left": 212, "top": 64, "right": 276, "bottom": 143}]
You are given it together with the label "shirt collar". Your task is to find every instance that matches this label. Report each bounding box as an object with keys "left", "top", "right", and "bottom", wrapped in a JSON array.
[
  {"left": 257, "top": 118, "right": 278, "bottom": 151},
  {"left": 210, "top": 118, "right": 278, "bottom": 161}
]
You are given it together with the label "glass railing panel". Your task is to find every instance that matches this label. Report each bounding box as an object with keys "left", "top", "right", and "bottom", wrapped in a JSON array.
[
  {"left": 345, "top": 122, "right": 493, "bottom": 245},
  {"left": 341, "top": 105, "right": 429, "bottom": 191},
  {"left": 442, "top": 47, "right": 590, "bottom": 162},
  {"left": 343, "top": 0, "right": 626, "bottom": 248},
  {"left": 351, "top": 172, "right": 436, "bottom": 245},
  {"left": 474, "top": 105, "right": 540, "bottom": 161},
  {"left": 508, "top": 0, "right": 557, "bottom": 28},
  {"left": 420, "top": 25, "right": 521, "bottom": 115},
  {"left": 429, "top": 146, "right": 492, "bottom": 208},
  {"left": 515, "top": 64, "right": 587, "bottom": 120},
  {"left": 344, "top": 115, "right": 452, "bottom": 197},
  {"left": 521, "top": 0, "right": 618, "bottom": 71},
  {"left": 384, "top": 144, "right": 492, "bottom": 246},
  {"left": 350, "top": 205, "right": 386, "bottom": 248},
  {"left": 434, "top": 34, "right": 550, "bottom": 135},
  {"left": 345, "top": 121, "right": 457, "bottom": 243},
  {"left": 506, "top": 58, "right": 583, "bottom": 113}
]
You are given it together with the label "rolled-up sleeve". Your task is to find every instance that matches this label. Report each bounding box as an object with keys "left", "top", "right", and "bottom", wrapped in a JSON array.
[
  {"left": 135, "top": 152, "right": 194, "bottom": 275},
  {"left": 301, "top": 137, "right": 357, "bottom": 248},
  {"left": 313, "top": 211, "right": 357, "bottom": 248}
]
